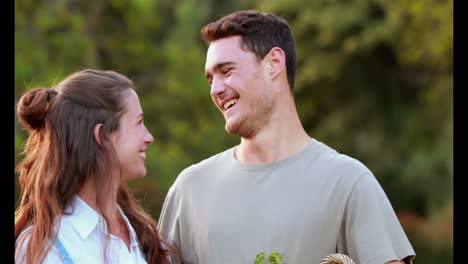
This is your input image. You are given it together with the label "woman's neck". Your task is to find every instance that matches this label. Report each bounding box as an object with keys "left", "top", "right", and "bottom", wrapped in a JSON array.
[{"left": 77, "top": 178, "right": 120, "bottom": 219}]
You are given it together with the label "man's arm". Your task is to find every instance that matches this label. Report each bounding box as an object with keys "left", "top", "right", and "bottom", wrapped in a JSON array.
[
  {"left": 158, "top": 185, "right": 183, "bottom": 264},
  {"left": 341, "top": 171, "right": 416, "bottom": 263}
]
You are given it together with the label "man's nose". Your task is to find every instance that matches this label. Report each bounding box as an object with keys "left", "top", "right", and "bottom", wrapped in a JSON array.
[{"left": 210, "top": 76, "right": 226, "bottom": 97}]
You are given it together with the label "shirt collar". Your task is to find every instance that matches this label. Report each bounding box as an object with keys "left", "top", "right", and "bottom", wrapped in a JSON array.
[
  {"left": 117, "top": 205, "right": 139, "bottom": 247},
  {"left": 65, "top": 195, "right": 100, "bottom": 240},
  {"left": 65, "top": 195, "right": 140, "bottom": 246}
]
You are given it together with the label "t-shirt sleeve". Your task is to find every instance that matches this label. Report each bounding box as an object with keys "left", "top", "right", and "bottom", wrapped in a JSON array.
[
  {"left": 338, "top": 172, "right": 416, "bottom": 264},
  {"left": 158, "top": 184, "right": 183, "bottom": 264}
]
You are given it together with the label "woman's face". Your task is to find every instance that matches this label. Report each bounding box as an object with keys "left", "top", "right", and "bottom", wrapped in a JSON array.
[{"left": 111, "top": 89, "right": 153, "bottom": 181}]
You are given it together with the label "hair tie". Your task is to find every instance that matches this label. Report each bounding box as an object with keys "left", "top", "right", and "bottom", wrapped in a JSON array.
[{"left": 46, "top": 88, "right": 56, "bottom": 102}]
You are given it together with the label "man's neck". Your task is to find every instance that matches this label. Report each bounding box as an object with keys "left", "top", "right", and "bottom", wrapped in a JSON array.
[{"left": 236, "top": 114, "right": 311, "bottom": 163}]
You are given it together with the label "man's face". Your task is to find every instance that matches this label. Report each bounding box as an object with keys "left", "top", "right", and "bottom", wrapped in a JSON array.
[{"left": 204, "top": 36, "right": 274, "bottom": 138}]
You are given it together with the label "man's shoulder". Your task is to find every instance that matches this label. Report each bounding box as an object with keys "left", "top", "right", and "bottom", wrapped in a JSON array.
[
  {"left": 172, "top": 147, "right": 234, "bottom": 185},
  {"left": 187, "top": 147, "right": 233, "bottom": 172},
  {"left": 314, "top": 140, "right": 372, "bottom": 177}
]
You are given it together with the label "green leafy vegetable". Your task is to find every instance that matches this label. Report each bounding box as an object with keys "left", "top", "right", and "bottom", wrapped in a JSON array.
[{"left": 254, "top": 250, "right": 282, "bottom": 264}]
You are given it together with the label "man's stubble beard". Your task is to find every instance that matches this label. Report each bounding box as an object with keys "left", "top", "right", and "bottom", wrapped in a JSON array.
[{"left": 224, "top": 99, "right": 273, "bottom": 139}]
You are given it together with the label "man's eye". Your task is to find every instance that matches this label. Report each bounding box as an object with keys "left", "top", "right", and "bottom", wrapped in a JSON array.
[{"left": 223, "top": 68, "right": 233, "bottom": 75}]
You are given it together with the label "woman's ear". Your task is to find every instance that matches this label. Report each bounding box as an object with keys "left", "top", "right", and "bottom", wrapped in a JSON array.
[{"left": 94, "top": 123, "right": 103, "bottom": 146}]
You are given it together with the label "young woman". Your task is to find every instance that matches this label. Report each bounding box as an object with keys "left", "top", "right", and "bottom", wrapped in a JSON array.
[{"left": 15, "top": 69, "right": 174, "bottom": 263}]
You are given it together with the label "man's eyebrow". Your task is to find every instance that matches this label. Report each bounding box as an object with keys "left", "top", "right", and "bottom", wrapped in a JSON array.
[{"left": 205, "top": 62, "right": 235, "bottom": 79}]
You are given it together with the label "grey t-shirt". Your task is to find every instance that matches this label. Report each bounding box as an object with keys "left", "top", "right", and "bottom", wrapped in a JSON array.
[{"left": 158, "top": 138, "right": 415, "bottom": 264}]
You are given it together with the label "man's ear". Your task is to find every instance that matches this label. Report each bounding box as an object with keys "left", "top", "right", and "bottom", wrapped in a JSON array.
[
  {"left": 266, "top": 47, "right": 286, "bottom": 79},
  {"left": 94, "top": 123, "right": 103, "bottom": 146}
]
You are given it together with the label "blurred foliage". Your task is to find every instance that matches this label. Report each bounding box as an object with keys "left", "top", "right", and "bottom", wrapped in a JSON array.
[{"left": 15, "top": 0, "right": 452, "bottom": 262}]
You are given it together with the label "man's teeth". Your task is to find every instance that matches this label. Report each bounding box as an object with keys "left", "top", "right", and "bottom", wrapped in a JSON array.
[
  {"left": 139, "top": 152, "right": 146, "bottom": 159},
  {"left": 223, "top": 99, "right": 238, "bottom": 110}
]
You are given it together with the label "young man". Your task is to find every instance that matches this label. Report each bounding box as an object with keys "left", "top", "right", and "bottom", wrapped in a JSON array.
[{"left": 158, "top": 10, "right": 415, "bottom": 264}]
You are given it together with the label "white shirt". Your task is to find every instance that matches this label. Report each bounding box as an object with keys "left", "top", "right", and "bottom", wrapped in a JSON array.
[{"left": 16, "top": 195, "right": 148, "bottom": 263}]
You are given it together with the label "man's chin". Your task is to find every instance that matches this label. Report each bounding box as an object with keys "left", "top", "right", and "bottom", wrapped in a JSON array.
[
  {"left": 225, "top": 121, "right": 254, "bottom": 138},
  {"left": 225, "top": 121, "right": 240, "bottom": 135},
  {"left": 224, "top": 125, "right": 235, "bottom": 135}
]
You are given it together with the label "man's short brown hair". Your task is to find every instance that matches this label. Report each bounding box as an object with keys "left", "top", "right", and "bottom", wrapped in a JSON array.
[{"left": 201, "top": 10, "right": 296, "bottom": 91}]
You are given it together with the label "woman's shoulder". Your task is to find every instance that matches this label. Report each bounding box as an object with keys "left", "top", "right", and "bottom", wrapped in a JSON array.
[
  {"left": 16, "top": 225, "right": 34, "bottom": 248},
  {"left": 15, "top": 226, "right": 34, "bottom": 263}
]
